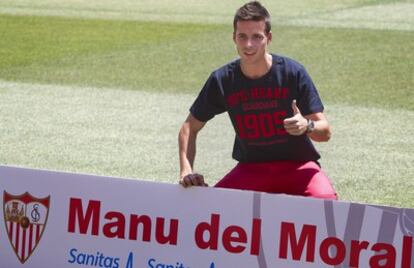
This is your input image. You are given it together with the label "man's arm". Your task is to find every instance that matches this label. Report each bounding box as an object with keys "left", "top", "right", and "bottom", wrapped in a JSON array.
[
  {"left": 283, "top": 100, "right": 331, "bottom": 142},
  {"left": 304, "top": 112, "right": 331, "bottom": 142},
  {"left": 178, "top": 113, "right": 208, "bottom": 187}
]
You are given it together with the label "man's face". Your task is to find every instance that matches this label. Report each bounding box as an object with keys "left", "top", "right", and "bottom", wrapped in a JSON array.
[{"left": 233, "top": 20, "right": 272, "bottom": 64}]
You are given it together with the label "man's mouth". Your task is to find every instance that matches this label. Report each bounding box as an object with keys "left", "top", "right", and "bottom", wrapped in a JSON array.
[{"left": 244, "top": 51, "right": 256, "bottom": 56}]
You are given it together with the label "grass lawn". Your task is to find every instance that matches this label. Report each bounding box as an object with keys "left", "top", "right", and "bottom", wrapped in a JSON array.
[{"left": 0, "top": 0, "right": 413, "bottom": 207}]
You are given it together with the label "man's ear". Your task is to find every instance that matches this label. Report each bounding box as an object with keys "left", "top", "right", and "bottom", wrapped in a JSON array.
[
  {"left": 267, "top": 31, "right": 272, "bottom": 44},
  {"left": 233, "top": 32, "right": 236, "bottom": 43}
]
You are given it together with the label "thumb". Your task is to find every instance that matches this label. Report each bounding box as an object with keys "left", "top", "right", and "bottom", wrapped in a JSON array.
[{"left": 292, "top": 99, "right": 301, "bottom": 115}]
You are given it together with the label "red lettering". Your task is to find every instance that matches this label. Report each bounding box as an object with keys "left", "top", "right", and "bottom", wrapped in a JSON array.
[
  {"left": 194, "top": 214, "right": 261, "bottom": 255},
  {"left": 227, "top": 90, "right": 249, "bottom": 107},
  {"left": 230, "top": 87, "right": 289, "bottom": 107},
  {"left": 235, "top": 112, "right": 287, "bottom": 140},
  {"left": 67, "top": 198, "right": 100, "bottom": 235},
  {"left": 244, "top": 114, "right": 260, "bottom": 139},
  {"left": 273, "top": 88, "right": 281, "bottom": 98},
  {"left": 277, "top": 221, "right": 410, "bottom": 268},
  {"left": 227, "top": 95, "right": 238, "bottom": 107},
  {"left": 67, "top": 198, "right": 181, "bottom": 247},
  {"left": 350, "top": 240, "right": 369, "bottom": 267},
  {"left": 259, "top": 113, "right": 275, "bottom": 137},
  {"left": 369, "top": 243, "right": 396, "bottom": 268},
  {"left": 402, "top": 236, "right": 413, "bottom": 268},
  {"left": 195, "top": 214, "right": 220, "bottom": 250},
  {"left": 265, "top": 88, "right": 272, "bottom": 98},
  {"left": 319, "top": 237, "right": 346, "bottom": 265},
  {"left": 235, "top": 115, "right": 247, "bottom": 139},
  {"left": 155, "top": 218, "right": 179, "bottom": 245},
  {"left": 222, "top": 226, "right": 247, "bottom": 253},
  {"left": 279, "top": 222, "right": 316, "bottom": 262},
  {"left": 129, "top": 214, "right": 152, "bottom": 242},
  {"left": 103, "top": 211, "right": 125, "bottom": 238},
  {"left": 273, "top": 111, "right": 286, "bottom": 124},
  {"left": 250, "top": 218, "right": 261, "bottom": 256}
]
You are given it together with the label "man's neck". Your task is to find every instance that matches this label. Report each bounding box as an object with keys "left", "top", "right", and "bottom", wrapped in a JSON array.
[{"left": 240, "top": 53, "right": 273, "bottom": 79}]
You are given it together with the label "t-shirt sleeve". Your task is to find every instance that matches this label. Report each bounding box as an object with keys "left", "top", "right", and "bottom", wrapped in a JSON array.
[
  {"left": 189, "top": 73, "right": 227, "bottom": 122},
  {"left": 296, "top": 67, "right": 324, "bottom": 116}
]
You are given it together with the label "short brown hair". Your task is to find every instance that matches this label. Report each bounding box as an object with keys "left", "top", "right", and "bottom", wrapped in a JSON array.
[{"left": 233, "top": 1, "right": 271, "bottom": 34}]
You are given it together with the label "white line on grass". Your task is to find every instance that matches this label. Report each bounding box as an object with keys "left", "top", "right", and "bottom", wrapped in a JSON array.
[
  {"left": 0, "top": 1, "right": 413, "bottom": 31},
  {"left": 286, "top": 3, "right": 414, "bottom": 31}
]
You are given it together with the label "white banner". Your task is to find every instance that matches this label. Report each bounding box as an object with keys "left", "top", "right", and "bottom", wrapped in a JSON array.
[{"left": 0, "top": 165, "right": 413, "bottom": 268}]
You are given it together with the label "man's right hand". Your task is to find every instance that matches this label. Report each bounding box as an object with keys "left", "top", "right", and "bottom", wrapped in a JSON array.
[{"left": 179, "top": 173, "right": 208, "bottom": 187}]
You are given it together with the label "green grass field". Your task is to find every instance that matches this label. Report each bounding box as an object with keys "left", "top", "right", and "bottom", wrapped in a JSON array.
[{"left": 0, "top": 0, "right": 413, "bottom": 207}]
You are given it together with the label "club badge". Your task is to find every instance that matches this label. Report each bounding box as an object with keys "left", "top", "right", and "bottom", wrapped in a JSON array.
[{"left": 3, "top": 191, "right": 50, "bottom": 264}]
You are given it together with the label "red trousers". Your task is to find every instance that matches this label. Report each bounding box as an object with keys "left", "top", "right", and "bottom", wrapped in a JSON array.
[{"left": 215, "top": 160, "right": 337, "bottom": 200}]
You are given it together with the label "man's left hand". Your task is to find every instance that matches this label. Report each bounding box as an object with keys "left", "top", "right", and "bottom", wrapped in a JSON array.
[{"left": 283, "top": 100, "right": 308, "bottom": 136}]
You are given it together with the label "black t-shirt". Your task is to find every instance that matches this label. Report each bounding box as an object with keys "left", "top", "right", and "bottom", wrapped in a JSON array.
[{"left": 190, "top": 54, "right": 324, "bottom": 162}]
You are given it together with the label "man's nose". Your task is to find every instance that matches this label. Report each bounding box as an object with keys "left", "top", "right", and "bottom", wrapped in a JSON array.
[{"left": 246, "top": 38, "right": 253, "bottom": 48}]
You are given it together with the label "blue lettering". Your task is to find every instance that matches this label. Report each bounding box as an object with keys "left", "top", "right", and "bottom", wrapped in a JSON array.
[
  {"left": 125, "top": 252, "right": 134, "bottom": 268},
  {"left": 94, "top": 252, "right": 100, "bottom": 266},
  {"left": 68, "top": 248, "right": 77, "bottom": 263},
  {"left": 148, "top": 258, "right": 156, "bottom": 268},
  {"left": 147, "top": 258, "right": 188, "bottom": 268},
  {"left": 86, "top": 253, "right": 95, "bottom": 265},
  {"left": 104, "top": 257, "right": 114, "bottom": 268},
  {"left": 113, "top": 258, "right": 120, "bottom": 268},
  {"left": 98, "top": 253, "right": 105, "bottom": 267},
  {"left": 77, "top": 252, "right": 87, "bottom": 264},
  {"left": 68, "top": 248, "right": 120, "bottom": 268}
]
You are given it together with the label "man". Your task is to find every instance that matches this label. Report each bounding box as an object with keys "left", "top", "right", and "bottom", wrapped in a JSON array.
[{"left": 178, "top": 1, "right": 337, "bottom": 200}]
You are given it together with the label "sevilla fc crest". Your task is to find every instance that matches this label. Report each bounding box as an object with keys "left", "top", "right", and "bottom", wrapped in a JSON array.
[{"left": 3, "top": 191, "right": 50, "bottom": 264}]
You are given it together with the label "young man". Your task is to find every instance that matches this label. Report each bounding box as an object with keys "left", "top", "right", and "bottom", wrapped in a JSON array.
[{"left": 178, "top": 1, "right": 337, "bottom": 200}]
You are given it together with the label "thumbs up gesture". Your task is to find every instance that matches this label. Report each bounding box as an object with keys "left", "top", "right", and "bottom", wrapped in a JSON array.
[{"left": 283, "top": 100, "right": 308, "bottom": 136}]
